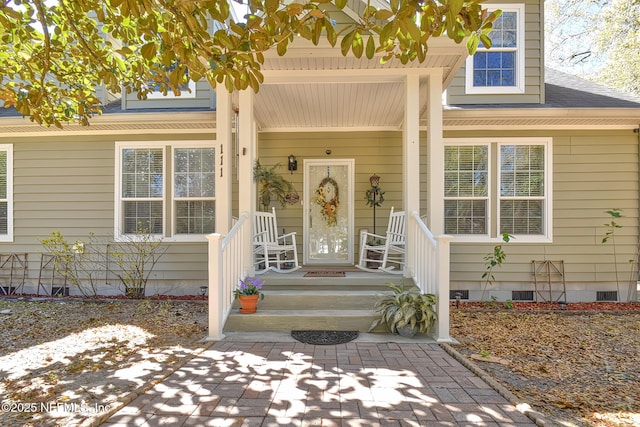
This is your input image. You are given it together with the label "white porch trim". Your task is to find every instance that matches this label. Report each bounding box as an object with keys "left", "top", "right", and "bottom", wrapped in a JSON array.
[
  {"left": 427, "top": 70, "right": 444, "bottom": 235},
  {"left": 403, "top": 73, "right": 420, "bottom": 278},
  {"left": 238, "top": 89, "right": 257, "bottom": 275},
  {"left": 216, "top": 90, "right": 233, "bottom": 234}
]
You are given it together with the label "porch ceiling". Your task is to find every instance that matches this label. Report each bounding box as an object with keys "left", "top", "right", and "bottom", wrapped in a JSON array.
[{"left": 244, "top": 38, "right": 468, "bottom": 131}]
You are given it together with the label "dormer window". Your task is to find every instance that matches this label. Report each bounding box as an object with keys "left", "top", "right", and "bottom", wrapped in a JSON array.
[{"left": 465, "top": 4, "right": 525, "bottom": 94}]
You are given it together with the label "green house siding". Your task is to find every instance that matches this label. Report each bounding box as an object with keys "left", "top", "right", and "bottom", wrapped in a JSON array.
[
  {"left": 257, "top": 131, "right": 407, "bottom": 259},
  {"left": 0, "top": 125, "right": 637, "bottom": 300},
  {"left": 446, "top": 0, "right": 544, "bottom": 105},
  {"left": 445, "top": 129, "right": 639, "bottom": 300},
  {"left": 0, "top": 134, "right": 215, "bottom": 296}
]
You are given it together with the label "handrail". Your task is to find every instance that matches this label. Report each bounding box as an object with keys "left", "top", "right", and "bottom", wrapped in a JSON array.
[
  {"left": 411, "top": 211, "right": 453, "bottom": 342},
  {"left": 206, "top": 212, "right": 250, "bottom": 340}
]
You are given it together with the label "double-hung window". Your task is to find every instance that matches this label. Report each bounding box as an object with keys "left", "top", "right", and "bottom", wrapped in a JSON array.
[
  {"left": 444, "top": 138, "right": 552, "bottom": 242},
  {"left": 465, "top": 4, "right": 525, "bottom": 94},
  {"left": 115, "top": 141, "right": 215, "bottom": 240},
  {"left": 0, "top": 145, "right": 12, "bottom": 242}
]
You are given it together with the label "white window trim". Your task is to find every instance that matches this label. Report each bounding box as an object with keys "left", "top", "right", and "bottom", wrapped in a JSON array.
[
  {"left": 171, "top": 143, "right": 216, "bottom": 240},
  {"left": 444, "top": 141, "right": 492, "bottom": 239},
  {"left": 115, "top": 140, "right": 215, "bottom": 243},
  {"left": 114, "top": 142, "right": 167, "bottom": 241},
  {"left": 465, "top": 3, "right": 525, "bottom": 95},
  {"left": 444, "top": 137, "right": 552, "bottom": 243},
  {"left": 0, "top": 144, "right": 13, "bottom": 242},
  {"left": 144, "top": 80, "right": 197, "bottom": 99}
]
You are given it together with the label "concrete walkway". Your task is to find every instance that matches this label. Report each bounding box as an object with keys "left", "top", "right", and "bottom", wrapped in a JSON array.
[{"left": 102, "top": 335, "right": 536, "bottom": 427}]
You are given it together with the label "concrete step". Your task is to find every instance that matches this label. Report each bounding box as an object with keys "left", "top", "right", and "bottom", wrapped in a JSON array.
[
  {"left": 232, "top": 290, "right": 383, "bottom": 310},
  {"left": 223, "top": 272, "right": 417, "bottom": 333},
  {"left": 223, "top": 309, "right": 381, "bottom": 332},
  {"left": 261, "top": 280, "right": 394, "bottom": 291}
]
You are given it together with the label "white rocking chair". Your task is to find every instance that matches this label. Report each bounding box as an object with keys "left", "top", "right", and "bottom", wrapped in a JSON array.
[
  {"left": 356, "top": 207, "right": 406, "bottom": 274},
  {"left": 253, "top": 207, "right": 300, "bottom": 274}
]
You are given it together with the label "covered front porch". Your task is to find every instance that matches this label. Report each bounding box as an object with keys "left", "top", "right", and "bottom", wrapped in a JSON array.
[{"left": 206, "top": 38, "right": 466, "bottom": 342}]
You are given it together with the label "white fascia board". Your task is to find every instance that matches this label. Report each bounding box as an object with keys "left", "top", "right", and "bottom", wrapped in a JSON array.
[
  {"left": 257, "top": 125, "right": 402, "bottom": 133},
  {"left": 442, "top": 108, "right": 640, "bottom": 130},
  {"left": 0, "top": 111, "right": 216, "bottom": 137}
]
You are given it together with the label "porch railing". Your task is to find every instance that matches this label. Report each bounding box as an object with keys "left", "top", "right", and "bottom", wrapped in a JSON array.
[
  {"left": 410, "top": 211, "right": 453, "bottom": 342},
  {"left": 206, "top": 212, "right": 250, "bottom": 340}
]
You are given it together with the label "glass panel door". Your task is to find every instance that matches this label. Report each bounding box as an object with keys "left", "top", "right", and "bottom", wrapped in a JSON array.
[{"left": 304, "top": 160, "right": 354, "bottom": 264}]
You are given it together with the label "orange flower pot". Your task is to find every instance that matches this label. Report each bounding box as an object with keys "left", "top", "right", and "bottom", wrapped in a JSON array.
[{"left": 238, "top": 294, "right": 260, "bottom": 314}]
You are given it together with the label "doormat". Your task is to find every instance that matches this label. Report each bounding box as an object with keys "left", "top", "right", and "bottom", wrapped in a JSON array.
[
  {"left": 303, "top": 271, "right": 345, "bottom": 277},
  {"left": 291, "top": 330, "right": 359, "bottom": 345}
]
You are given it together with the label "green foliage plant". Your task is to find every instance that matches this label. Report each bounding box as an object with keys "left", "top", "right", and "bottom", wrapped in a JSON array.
[
  {"left": 40, "top": 231, "right": 102, "bottom": 297},
  {"left": 602, "top": 208, "right": 631, "bottom": 302},
  {"left": 107, "top": 226, "right": 167, "bottom": 298},
  {"left": 233, "top": 276, "right": 265, "bottom": 300},
  {"left": 0, "top": 0, "right": 501, "bottom": 127},
  {"left": 368, "top": 282, "right": 437, "bottom": 335},
  {"left": 253, "top": 160, "right": 294, "bottom": 211},
  {"left": 481, "top": 233, "right": 512, "bottom": 301}
]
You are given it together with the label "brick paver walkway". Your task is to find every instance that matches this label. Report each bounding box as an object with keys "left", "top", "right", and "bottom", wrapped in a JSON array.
[{"left": 103, "top": 341, "right": 535, "bottom": 426}]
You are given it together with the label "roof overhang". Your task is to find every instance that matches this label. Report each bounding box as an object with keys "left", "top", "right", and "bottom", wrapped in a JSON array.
[
  {"left": 243, "top": 36, "right": 469, "bottom": 131},
  {"left": 2, "top": 107, "right": 640, "bottom": 136},
  {"left": 442, "top": 108, "right": 640, "bottom": 130}
]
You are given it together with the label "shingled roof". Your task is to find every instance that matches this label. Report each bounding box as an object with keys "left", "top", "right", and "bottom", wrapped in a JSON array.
[
  {"left": 545, "top": 68, "right": 640, "bottom": 108},
  {"left": 2, "top": 67, "right": 640, "bottom": 120}
]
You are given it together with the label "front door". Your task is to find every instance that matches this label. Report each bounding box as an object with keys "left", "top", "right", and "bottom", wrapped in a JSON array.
[{"left": 304, "top": 159, "right": 354, "bottom": 265}]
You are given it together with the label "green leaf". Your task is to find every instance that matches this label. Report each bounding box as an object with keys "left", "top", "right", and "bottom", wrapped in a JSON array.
[
  {"left": 140, "top": 43, "right": 157, "bottom": 60},
  {"left": 479, "top": 34, "right": 492, "bottom": 49},
  {"left": 340, "top": 30, "right": 355, "bottom": 56},
  {"left": 277, "top": 39, "right": 288, "bottom": 56},
  {"left": 374, "top": 10, "right": 394, "bottom": 21},
  {"left": 312, "top": 18, "right": 322, "bottom": 45},
  {"left": 352, "top": 32, "right": 363, "bottom": 58},
  {"left": 335, "top": 0, "right": 348, "bottom": 9},
  {"left": 265, "top": 0, "right": 279, "bottom": 13},
  {"left": 325, "top": 20, "right": 337, "bottom": 46},
  {"left": 467, "top": 33, "right": 479, "bottom": 54},
  {"left": 365, "top": 35, "right": 375, "bottom": 59}
]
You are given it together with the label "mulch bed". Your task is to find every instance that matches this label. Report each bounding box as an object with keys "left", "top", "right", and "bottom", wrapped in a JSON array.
[
  {"left": 1, "top": 296, "right": 638, "bottom": 426},
  {"left": 449, "top": 304, "right": 640, "bottom": 427},
  {"left": 451, "top": 300, "right": 640, "bottom": 311},
  {"left": 0, "top": 298, "right": 209, "bottom": 427}
]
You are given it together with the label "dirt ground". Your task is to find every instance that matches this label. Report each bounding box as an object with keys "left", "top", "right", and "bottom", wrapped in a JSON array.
[
  {"left": 449, "top": 303, "right": 640, "bottom": 427},
  {"left": 0, "top": 297, "right": 210, "bottom": 427},
  {"left": 0, "top": 297, "right": 638, "bottom": 426}
]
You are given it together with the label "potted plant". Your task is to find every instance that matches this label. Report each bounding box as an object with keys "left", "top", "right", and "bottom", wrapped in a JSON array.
[
  {"left": 368, "top": 282, "right": 437, "bottom": 337},
  {"left": 253, "top": 160, "right": 295, "bottom": 211},
  {"left": 234, "top": 276, "right": 265, "bottom": 314}
]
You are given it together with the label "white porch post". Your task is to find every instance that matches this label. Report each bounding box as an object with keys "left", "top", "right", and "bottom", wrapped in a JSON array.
[
  {"left": 427, "top": 70, "right": 444, "bottom": 234},
  {"left": 403, "top": 73, "right": 421, "bottom": 278},
  {"left": 207, "top": 233, "right": 225, "bottom": 340},
  {"left": 238, "top": 89, "right": 257, "bottom": 275},
  {"left": 425, "top": 69, "right": 452, "bottom": 341},
  {"left": 216, "top": 90, "right": 233, "bottom": 233}
]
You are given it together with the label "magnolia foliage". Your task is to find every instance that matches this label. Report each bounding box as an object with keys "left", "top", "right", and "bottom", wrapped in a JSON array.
[{"left": 0, "top": 0, "right": 499, "bottom": 127}]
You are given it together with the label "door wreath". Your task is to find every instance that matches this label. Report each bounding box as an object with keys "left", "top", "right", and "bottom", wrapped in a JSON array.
[{"left": 314, "top": 176, "right": 339, "bottom": 226}]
